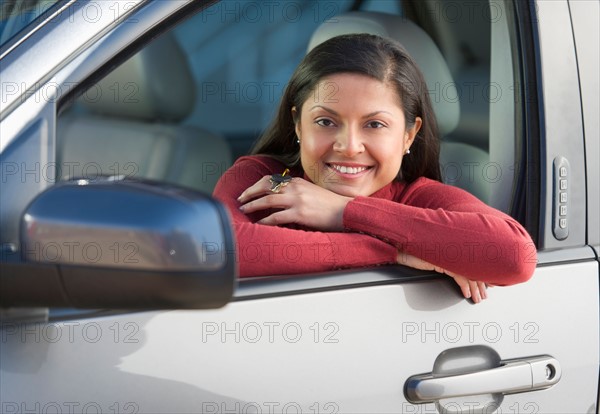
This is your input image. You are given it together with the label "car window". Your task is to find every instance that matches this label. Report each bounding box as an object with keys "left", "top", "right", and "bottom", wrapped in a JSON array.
[
  {"left": 55, "top": 0, "right": 528, "bottom": 275},
  {"left": 56, "top": 1, "right": 358, "bottom": 192},
  {"left": 407, "top": 1, "right": 522, "bottom": 214},
  {"left": 0, "top": 0, "right": 62, "bottom": 50}
]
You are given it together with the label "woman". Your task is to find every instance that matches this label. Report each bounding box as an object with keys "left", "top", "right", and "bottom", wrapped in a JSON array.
[{"left": 213, "top": 34, "right": 536, "bottom": 303}]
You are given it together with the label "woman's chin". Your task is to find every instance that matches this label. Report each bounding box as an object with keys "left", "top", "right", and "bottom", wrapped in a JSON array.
[{"left": 323, "top": 183, "right": 369, "bottom": 198}]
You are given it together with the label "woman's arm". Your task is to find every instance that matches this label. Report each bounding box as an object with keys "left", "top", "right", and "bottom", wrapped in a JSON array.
[
  {"left": 343, "top": 178, "right": 537, "bottom": 286},
  {"left": 213, "top": 157, "right": 397, "bottom": 277}
]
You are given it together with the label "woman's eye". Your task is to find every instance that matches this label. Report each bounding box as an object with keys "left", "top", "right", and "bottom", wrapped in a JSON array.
[
  {"left": 366, "top": 121, "right": 385, "bottom": 129},
  {"left": 316, "top": 119, "right": 335, "bottom": 127}
]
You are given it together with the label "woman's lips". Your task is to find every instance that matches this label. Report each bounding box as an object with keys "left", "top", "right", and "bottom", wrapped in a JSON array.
[{"left": 326, "top": 162, "right": 372, "bottom": 178}]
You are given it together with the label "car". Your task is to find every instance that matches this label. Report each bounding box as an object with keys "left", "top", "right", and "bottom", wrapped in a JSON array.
[{"left": 1, "top": 0, "right": 598, "bottom": 412}]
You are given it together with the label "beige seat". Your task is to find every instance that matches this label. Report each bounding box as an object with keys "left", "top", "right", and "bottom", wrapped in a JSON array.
[
  {"left": 57, "top": 32, "right": 232, "bottom": 194},
  {"left": 308, "top": 11, "right": 490, "bottom": 202}
]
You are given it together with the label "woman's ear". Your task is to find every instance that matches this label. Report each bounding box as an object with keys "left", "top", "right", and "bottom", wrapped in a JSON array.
[
  {"left": 405, "top": 116, "right": 422, "bottom": 150},
  {"left": 291, "top": 106, "right": 301, "bottom": 138}
]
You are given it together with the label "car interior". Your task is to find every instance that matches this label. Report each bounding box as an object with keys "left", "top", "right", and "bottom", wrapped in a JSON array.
[
  {"left": 56, "top": 31, "right": 232, "bottom": 194},
  {"left": 56, "top": 0, "right": 518, "bottom": 214}
]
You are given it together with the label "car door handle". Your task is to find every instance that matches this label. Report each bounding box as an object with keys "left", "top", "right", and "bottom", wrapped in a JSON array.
[{"left": 405, "top": 355, "right": 561, "bottom": 404}]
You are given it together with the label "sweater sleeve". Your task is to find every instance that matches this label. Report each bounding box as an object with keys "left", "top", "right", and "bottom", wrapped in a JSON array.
[
  {"left": 213, "top": 157, "right": 397, "bottom": 277},
  {"left": 343, "top": 179, "right": 536, "bottom": 286}
]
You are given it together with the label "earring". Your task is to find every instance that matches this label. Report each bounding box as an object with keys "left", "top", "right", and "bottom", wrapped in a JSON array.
[
  {"left": 297, "top": 137, "right": 301, "bottom": 144},
  {"left": 405, "top": 149, "right": 411, "bottom": 155}
]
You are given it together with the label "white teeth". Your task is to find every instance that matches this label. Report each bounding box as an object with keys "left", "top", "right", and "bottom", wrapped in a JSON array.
[{"left": 331, "top": 164, "right": 368, "bottom": 174}]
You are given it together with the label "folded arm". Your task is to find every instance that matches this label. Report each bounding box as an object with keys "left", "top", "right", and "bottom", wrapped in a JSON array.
[
  {"left": 343, "top": 180, "right": 537, "bottom": 286},
  {"left": 213, "top": 157, "right": 397, "bottom": 277}
]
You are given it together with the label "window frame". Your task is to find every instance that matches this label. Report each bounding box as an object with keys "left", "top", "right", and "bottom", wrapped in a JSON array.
[
  {"left": 48, "top": 0, "right": 576, "bottom": 307},
  {"left": 0, "top": 0, "right": 64, "bottom": 54}
]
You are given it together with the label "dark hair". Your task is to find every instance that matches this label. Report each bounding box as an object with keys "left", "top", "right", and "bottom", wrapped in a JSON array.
[{"left": 251, "top": 33, "right": 441, "bottom": 183}]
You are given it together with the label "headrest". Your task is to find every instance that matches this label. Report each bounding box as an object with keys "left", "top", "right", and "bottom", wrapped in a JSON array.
[
  {"left": 308, "top": 12, "right": 459, "bottom": 135},
  {"left": 81, "top": 32, "right": 195, "bottom": 122}
]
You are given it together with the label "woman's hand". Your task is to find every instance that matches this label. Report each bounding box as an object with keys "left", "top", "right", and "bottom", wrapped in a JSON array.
[
  {"left": 398, "top": 253, "right": 488, "bottom": 303},
  {"left": 237, "top": 175, "right": 353, "bottom": 232}
]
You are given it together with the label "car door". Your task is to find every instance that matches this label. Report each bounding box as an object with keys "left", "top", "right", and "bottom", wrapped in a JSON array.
[{"left": 1, "top": 1, "right": 598, "bottom": 413}]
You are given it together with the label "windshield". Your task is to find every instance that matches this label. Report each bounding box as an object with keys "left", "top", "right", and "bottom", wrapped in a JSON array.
[{"left": 0, "top": 0, "right": 62, "bottom": 50}]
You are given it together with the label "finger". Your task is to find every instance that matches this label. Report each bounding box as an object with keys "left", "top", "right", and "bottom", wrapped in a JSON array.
[
  {"left": 257, "top": 209, "right": 299, "bottom": 226},
  {"left": 470, "top": 280, "right": 488, "bottom": 303},
  {"left": 454, "top": 277, "right": 471, "bottom": 300},
  {"left": 478, "top": 281, "right": 488, "bottom": 300},
  {"left": 237, "top": 176, "right": 273, "bottom": 203},
  {"left": 469, "top": 280, "right": 481, "bottom": 303},
  {"left": 240, "top": 193, "right": 292, "bottom": 214}
]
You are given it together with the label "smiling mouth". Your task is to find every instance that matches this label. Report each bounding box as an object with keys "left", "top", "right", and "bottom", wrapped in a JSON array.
[{"left": 327, "top": 163, "right": 372, "bottom": 175}]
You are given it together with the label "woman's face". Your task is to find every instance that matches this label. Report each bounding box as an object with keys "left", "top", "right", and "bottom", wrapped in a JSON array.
[{"left": 294, "top": 72, "right": 421, "bottom": 197}]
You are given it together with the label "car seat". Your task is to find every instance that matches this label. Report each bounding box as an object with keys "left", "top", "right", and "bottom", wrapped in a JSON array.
[
  {"left": 56, "top": 32, "right": 232, "bottom": 194},
  {"left": 307, "top": 11, "right": 491, "bottom": 202}
]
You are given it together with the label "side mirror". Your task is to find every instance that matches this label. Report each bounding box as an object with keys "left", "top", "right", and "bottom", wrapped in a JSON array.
[{"left": 1, "top": 178, "right": 236, "bottom": 309}]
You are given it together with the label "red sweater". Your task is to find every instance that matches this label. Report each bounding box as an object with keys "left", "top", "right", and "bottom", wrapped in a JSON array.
[{"left": 213, "top": 156, "right": 536, "bottom": 285}]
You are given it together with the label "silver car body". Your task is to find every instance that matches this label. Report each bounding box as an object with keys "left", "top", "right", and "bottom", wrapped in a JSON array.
[{"left": 1, "top": 0, "right": 598, "bottom": 412}]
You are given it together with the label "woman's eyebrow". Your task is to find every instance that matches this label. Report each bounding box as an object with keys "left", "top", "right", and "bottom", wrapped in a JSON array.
[
  {"left": 310, "top": 105, "right": 393, "bottom": 119},
  {"left": 309, "top": 105, "right": 339, "bottom": 115},
  {"left": 362, "top": 110, "right": 393, "bottom": 119}
]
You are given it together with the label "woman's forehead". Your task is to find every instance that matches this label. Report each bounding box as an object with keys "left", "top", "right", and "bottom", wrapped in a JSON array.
[{"left": 301, "top": 73, "right": 403, "bottom": 110}]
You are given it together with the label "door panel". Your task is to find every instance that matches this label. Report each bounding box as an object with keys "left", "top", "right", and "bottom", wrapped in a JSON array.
[{"left": 2, "top": 261, "right": 597, "bottom": 413}]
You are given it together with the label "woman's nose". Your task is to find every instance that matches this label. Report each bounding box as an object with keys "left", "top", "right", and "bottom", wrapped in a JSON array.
[{"left": 333, "top": 126, "right": 364, "bottom": 157}]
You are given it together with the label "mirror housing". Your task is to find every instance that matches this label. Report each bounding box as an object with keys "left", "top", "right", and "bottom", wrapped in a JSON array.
[{"left": 1, "top": 178, "right": 236, "bottom": 309}]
